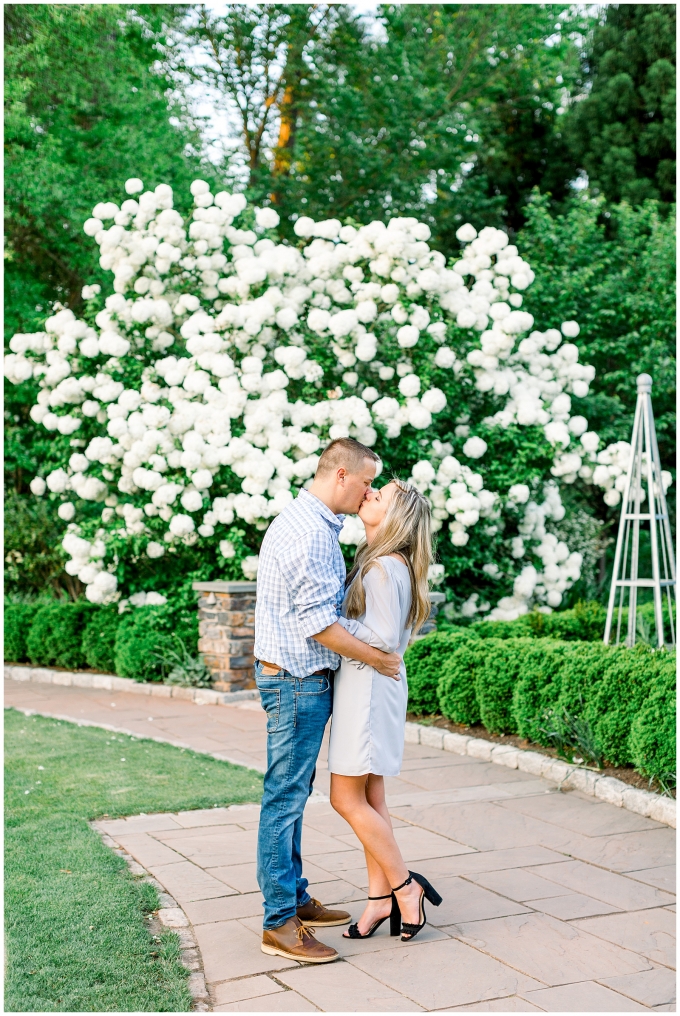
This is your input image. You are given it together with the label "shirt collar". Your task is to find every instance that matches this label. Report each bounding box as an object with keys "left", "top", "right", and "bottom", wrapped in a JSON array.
[{"left": 298, "top": 488, "right": 345, "bottom": 533}]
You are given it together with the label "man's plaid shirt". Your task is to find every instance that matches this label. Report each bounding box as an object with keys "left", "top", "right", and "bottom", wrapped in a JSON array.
[{"left": 254, "top": 488, "right": 353, "bottom": 677}]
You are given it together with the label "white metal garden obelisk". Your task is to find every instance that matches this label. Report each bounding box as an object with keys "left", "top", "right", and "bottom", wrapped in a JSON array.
[{"left": 604, "top": 374, "right": 676, "bottom": 648}]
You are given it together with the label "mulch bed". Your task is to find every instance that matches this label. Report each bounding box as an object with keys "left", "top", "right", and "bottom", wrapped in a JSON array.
[{"left": 407, "top": 712, "right": 675, "bottom": 799}]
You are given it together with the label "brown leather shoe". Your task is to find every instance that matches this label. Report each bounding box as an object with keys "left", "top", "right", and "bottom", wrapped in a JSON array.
[
  {"left": 261, "top": 916, "right": 339, "bottom": 963},
  {"left": 297, "top": 896, "right": 351, "bottom": 928}
]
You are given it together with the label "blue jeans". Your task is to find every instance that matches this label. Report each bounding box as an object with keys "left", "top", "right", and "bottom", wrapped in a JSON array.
[{"left": 255, "top": 661, "right": 333, "bottom": 929}]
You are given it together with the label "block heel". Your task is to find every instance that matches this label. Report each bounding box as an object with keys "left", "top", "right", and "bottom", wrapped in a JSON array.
[{"left": 391, "top": 870, "right": 443, "bottom": 942}]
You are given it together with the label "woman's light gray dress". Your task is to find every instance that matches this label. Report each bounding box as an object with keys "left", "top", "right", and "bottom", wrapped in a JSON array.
[{"left": 328, "top": 557, "right": 412, "bottom": 777}]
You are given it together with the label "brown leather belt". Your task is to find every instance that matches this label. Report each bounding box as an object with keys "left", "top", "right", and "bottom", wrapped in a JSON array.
[{"left": 257, "top": 660, "right": 332, "bottom": 678}]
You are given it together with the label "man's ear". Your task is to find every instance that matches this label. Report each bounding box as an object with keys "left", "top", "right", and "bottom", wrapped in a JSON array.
[{"left": 336, "top": 467, "right": 347, "bottom": 485}]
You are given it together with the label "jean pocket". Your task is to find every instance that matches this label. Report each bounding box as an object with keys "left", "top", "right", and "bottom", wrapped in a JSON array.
[
  {"left": 296, "top": 677, "right": 330, "bottom": 696},
  {"left": 257, "top": 685, "right": 281, "bottom": 733}
]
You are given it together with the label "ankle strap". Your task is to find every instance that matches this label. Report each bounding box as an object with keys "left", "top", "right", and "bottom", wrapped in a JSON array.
[
  {"left": 391, "top": 874, "right": 412, "bottom": 893},
  {"left": 367, "top": 893, "right": 392, "bottom": 900}
]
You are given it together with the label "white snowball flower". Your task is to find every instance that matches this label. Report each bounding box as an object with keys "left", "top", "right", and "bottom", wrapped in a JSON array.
[
  {"left": 457, "top": 308, "right": 477, "bottom": 329},
  {"left": 294, "top": 216, "right": 315, "bottom": 237},
  {"left": 604, "top": 489, "right": 621, "bottom": 507},
  {"left": 255, "top": 207, "right": 280, "bottom": 229},
  {"left": 561, "top": 321, "right": 580, "bottom": 338},
  {"left": 568, "top": 415, "right": 588, "bottom": 436},
  {"left": 30, "top": 477, "right": 46, "bottom": 496},
  {"left": 508, "top": 483, "right": 530, "bottom": 504},
  {"left": 190, "top": 179, "right": 210, "bottom": 196},
  {"left": 397, "top": 325, "right": 419, "bottom": 348},
  {"left": 434, "top": 346, "right": 456, "bottom": 368},
  {"left": 380, "top": 284, "right": 399, "bottom": 304},
  {"left": 181, "top": 489, "right": 203, "bottom": 512},
  {"left": 544, "top": 421, "right": 571, "bottom": 447},
  {"left": 146, "top": 541, "right": 165, "bottom": 559},
  {"left": 580, "top": 431, "right": 600, "bottom": 454},
  {"left": 125, "top": 178, "right": 144, "bottom": 194},
  {"left": 58, "top": 502, "right": 76, "bottom": 521},
  {"left": 329, "top": 309, "right": 358, "bottom": 338},
  {"left": 46, "top": 468, "right": 70, "bottom": 493},
  {"left": 307, "top": 308, "right": 331, "bottom": 334},
  {"left": 421, "top": 388, "right": 447, "bottom": 413},
  {"left": 398, "top": 373, "right": 421, "bottom": 398},
  {"left": 192, "top": 469, "right": 213, "bottom": 490},
  {"left": 169, "top": 514, "right": 195, "bottom": 537},
  {"left": 463, "top": 436, "right": 487, "bottom": 459},
  {"left": 219, "top": 540, "right": 236, "bottom": 559},
  {"left": 241, "top": 555, "right": 259, "bottom": 579},
  {"left": 408, "top": 404, "right": 432, "bottom": 429},
  {"left": 456, "top": 223, "right": 477, "bottom": 242},
  {"left": 85, "top": 571, "right": 117, "bottom": 604}
]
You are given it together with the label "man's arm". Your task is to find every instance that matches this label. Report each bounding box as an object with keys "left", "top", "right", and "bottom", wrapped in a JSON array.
[{"left": 312, "top": 622, "right": 401, "bottom": 678}]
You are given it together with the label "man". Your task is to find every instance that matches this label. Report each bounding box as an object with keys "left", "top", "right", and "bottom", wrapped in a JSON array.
[{"left": 254, "top": 437, "right": 402, "bottom": 963}]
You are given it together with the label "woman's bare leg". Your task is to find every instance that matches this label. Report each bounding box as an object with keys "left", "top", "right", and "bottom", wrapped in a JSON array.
[
  {"left": 363, "top": 774, "right": 392, "bottom": 892},
  {"left": 330, "top": 773, "right": 421, "bottom": 932}
]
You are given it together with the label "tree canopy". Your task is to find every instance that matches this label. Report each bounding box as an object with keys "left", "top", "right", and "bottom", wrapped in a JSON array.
[
  {"left": 567, "top": 3, "right": 675, "bottom": 205},
  {"left": 4, "top": 2, "right": 210, "bottom": 335}
]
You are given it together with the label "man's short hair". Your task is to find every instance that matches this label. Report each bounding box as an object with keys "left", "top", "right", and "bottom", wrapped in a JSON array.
[{"left": 315, "top": 437, "right": 380, "bottom": 478}]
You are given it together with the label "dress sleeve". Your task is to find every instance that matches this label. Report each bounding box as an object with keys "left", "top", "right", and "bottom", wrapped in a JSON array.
[
  {"left": 357, "top": 561, "right": 403, "bottom": 654},
  {"left": 338, "top": 615, "right": 392, "bottom": 651}
]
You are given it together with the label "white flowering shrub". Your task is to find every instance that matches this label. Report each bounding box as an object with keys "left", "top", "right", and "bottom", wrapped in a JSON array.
[{"left": 8, "top": 177, "right": 660, "bottom": 620}]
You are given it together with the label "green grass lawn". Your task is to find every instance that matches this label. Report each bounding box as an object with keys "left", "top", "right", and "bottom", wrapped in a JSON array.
[{"left": 5, "top": 707, "right": 263, "bottom": 1012}]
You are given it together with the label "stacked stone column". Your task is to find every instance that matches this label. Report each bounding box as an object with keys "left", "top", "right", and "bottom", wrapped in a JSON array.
[{"left": 192, "top": 581, "right": 257, "bottom": 691}]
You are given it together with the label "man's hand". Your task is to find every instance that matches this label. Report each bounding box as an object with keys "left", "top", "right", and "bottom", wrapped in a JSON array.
[
  {"left": 312, "top": 622, "right": 402, "bottom": 680},
  {"left": 371, "top": 650, "right": 402, "bottom": 678}
]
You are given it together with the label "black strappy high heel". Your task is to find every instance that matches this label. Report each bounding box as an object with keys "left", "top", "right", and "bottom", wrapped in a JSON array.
[
  {"left": 343, "top": 892, "right": 402, "bottom": 939},
  {"left": 392, "top": 870, "right": 443, "bottom": 941}
]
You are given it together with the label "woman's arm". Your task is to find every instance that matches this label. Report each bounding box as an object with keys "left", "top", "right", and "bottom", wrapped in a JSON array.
[{"left": 340, "top": 562, "right": 403, "bottom": 657}]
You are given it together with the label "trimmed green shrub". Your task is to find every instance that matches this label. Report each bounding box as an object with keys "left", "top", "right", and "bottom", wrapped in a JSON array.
[
  {"left": 475, "top": 638, "right": 534, "bottom": 734},
  {"left": 114, "top": 605, "right": 198, "bottom": 683},
  {"left": 587, "top": 645, "right": 660, "bottom": 767},
  {"left": 511, "top": 639, "right": 574, "bottom": 742},
  {"left": 81, "top": 607, "right": 121, "bottom": 673},
  {"left": 630, "top": 651, "right": 676, "bottom": 782},
  {"left": 407, "top": 622, "right": 676, "bottom": 782},
  {"left": 4, "top": 603, "right": 35, "bottom": 662},
  {"left": 437, "top": 639, "right": 488, "bottom": 726},
  {"left": 26, "top": 602, "right": 95, "bottom": 670},
  {"left": 405, "top": 631, "right": 471, "bottom": 714}
]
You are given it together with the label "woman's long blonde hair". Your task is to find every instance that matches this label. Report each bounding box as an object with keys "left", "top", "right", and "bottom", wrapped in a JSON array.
[{"left": 345, "top": 478, "right": 434, "bottom": 634}]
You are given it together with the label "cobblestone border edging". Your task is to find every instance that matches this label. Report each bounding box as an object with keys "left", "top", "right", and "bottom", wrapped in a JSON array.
[
  {"left": 4, "top": 664, "right": 258, "bottom": 705},
  {"left": 92, "top": 822, "right": 210, "bottom": 1011},
  {"left": 405, "top": 721, "right": 676, "bottom": 828}
]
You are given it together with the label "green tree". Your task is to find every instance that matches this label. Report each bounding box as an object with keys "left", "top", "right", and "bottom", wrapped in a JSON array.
[
  {"left": 4, "top": 3, "right": 214, "bottom": 335},
  {"left": 518, "top": 191, "right": 675, "bottom": 468},
  {"left": 566, "top": 4, "right": 675, "bottom": 205},
  {"left": 180, "top": 4, "right": 588, "bottom": 242}
]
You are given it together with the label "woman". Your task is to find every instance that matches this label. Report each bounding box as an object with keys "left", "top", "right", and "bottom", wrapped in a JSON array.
[{"left": 328, "top": 478, "right": 442, "bottom": 942}]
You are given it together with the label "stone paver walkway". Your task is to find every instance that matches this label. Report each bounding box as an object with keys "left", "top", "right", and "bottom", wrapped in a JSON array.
[{"left": 6, "top": 679, "right": 676, "bottom": 1013}]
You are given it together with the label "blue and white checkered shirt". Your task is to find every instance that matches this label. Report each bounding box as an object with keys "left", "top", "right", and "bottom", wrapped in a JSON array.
[{"left": 254, "top": 488, "right": 351, "bottom": 677}]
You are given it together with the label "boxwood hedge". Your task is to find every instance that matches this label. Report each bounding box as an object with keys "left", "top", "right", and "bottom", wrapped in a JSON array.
[
  {"left": 404, "top": 630, "right": 675, "bottom": 783},
  {"left": 5, "top": 599, "right": 199, "bottom": 683}
]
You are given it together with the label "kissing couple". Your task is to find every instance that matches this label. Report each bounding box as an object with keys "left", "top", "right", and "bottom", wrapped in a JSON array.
[{"left": 253, "top": 436, "right": 442, "bottom": 963}]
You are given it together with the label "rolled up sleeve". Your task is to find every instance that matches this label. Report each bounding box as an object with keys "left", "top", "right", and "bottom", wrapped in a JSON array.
[{"left": 278, "top": 531, "right": 344, "bottom": 638}]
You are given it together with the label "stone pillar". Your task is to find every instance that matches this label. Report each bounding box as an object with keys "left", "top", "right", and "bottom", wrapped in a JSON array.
[
  {"left": 418, "top": 591, "right": 447, "bottom": 636},
  {"left": 192, "top": 581, "right": 257, "bottom": 692}
]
